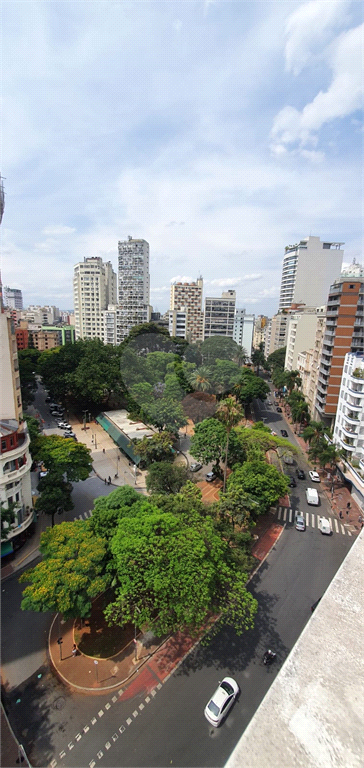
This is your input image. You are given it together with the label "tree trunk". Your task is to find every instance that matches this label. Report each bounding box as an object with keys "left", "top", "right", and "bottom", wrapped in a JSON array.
[{"left": 223, "top": 432, "right": 230, "bottom": 493}]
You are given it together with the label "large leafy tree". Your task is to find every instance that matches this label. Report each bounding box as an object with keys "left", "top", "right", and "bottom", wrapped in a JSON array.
[
  {"left": 233, "top": 369, "right": 270, "bottom": 412},
  {"left": 200, "top": 336, "right": 242, "bottom": 365},
  {"left": 18, "top": 349, "right": 41, "bottom": 407},
  {"left": 187, "top": 365, "right": 213, "bottom": 392},
  {"left": 19, "top": 521, "right": 110, "bottom": 619},
  {"left": 89, "top": 486, "right": 152, "bottom": 539},
  {"left": 210, "top": 359, "right": 242, "bottom": 395},
  {"left": 190, "top": 418, "right": 227, "bottom": 469},
  {"left": 216, "top": 396, "right": 244, "bottom": 491},
  {"left": 251, "top": 343, "right": 267, "bottom": 374},
  {"left": 181, "top": 392, "right": 217, "bottom": 424},
  {"left": 267, "top": 347, "right": 286, "bottom": 377},
  {"left": 31, "top": 434, "right": 93, "bottom": 481},
  {"left": 104, "top": 510, "right": 257, "bottom": 636},
  {"left": 228, "top": 461, "right": 289, "bottom": 514},
  {"left": 146, "top": 462, "right": 190, "bottom": 495},
  {"left": 35, "top": 476, "right": 74, "bottom": 526},
  {"left": 131, "top": 431, "right": 175, "bottom": 467},
  {"left": 147, "top": 398, "right": 187, "bottom": 434}
]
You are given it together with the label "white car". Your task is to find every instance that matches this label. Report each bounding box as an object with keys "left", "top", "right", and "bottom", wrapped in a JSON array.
[
  {"left": 309, "top": 470, "right": 320, "bottom": 483},
  {"left": 318, "top": 516, "right": 331, "bottom": 535},
  {"left": 204, "top": 677, "right": 239, "bottom": 727},
  {"left": 58, "top": 422, "right": 72, "bottom": 431}
]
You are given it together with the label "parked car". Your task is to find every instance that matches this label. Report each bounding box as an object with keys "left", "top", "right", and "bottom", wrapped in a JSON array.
[
  {"left": 276, "top": 406, "right": 282, "bottom": 413},
  {"left": 52, "top": 410, "right": 64, "bottom": 417},
  {"left": 64, "top": 433, "right": 77, "bottom": 440},
  {"left": 295, "top": 513, "right": 306, "bottom": 531},
  {"left": 58, "top": 422, "right": 72, "bottom": 431},
  {"left": 190, "top": 462, "right": 202, "bottom": 472},
  {"left": 309, "top": 470, "right": 320, "bottom": 483},
  {"left": 318, "top": 516, "right": 331, "bottom": 535},
  {"left": 206, "top": 471, "right": 217, "bottom": 482},
  {"left": 280, "top": 429, "right": 288, "bottom": 437},
  {"left": 296, "top": 468, "right": 305, "bottom": 479},
  {"left": 39, "top": 470, "right": 48, "bottom": 479},
  {"left": 285, "top": 475, "right": 296, "bottom": 488},
  {"left": 45, "top": 396, "right": 51, "bottom": 403},
  {"left": 204, "top": 677, "right": 240, "bottom": 727}
]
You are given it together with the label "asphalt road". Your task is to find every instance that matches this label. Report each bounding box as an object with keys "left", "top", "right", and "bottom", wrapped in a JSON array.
[{"left": 3, "top": 387, "right": 355, "bottom": 767}]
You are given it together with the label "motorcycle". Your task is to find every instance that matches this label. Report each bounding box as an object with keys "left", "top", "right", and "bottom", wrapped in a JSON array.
[{"left": 263, "top": 650, "right": 276, "bottom": 666}]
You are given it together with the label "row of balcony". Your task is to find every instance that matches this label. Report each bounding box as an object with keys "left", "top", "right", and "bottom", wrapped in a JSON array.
[{"left": 1, "top": 508, "right": 34, "bottom": 543}]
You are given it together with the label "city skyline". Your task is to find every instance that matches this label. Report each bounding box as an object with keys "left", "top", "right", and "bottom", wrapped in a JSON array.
[{"left": 1, "top": 1, "right": 362, "bottom": 314}]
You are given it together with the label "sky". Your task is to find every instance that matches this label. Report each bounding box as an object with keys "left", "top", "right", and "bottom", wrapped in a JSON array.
[{"left": 1, "top": 0, "right": 363, "bottom": 317}]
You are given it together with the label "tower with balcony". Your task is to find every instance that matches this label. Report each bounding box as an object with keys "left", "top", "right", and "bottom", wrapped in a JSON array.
[
  {"left": 333, "top": 353, "right": 364, "bottom": 462},
  {"left": 314, "top": 267, "right": 364, "bottom": 428}
]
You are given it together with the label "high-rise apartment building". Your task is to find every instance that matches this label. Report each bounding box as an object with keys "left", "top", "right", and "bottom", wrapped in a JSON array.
[
  {"left": 285, "top": 306, "right": 318, "bottom": 372},
  {"left": 101, "top": 305, "right": 124, "bottom": 346},
  {"left": 279, "top": 236, "right": 344, "bottom": 311},
  {"left": 204, "top": 290, "right": 236, "bottom": 339},
  {"left": 314, "top": 266, "right": 364, "bottom": 428},
  {"left": 73, "top": 257, "right": 117, "bottom": 341},
  {"left": 3, "top": 287, "right": 23, "bottom": 310},
  {"left": 333, "top": 352, "right": 364, "bottom": 463},
  {"left": 118, "top": 237, "right": 150, "bottom": 340},
  {"left": 170, "top": 278, "right": 203, "bottom": 342},
  {"left": 233, "top": 308, "right": 254, "bottom": 355},
  {"left": 0, "top": 290, "right": 33, "bottom": 557},
  {"left": 252, "top": 315, "right": 268, "bottom": 352},
  {"left": 265, "top": 312, "right": 289, "bottom": 357}
]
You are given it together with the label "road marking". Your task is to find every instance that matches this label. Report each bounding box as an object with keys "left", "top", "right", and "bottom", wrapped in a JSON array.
[
  {"left": 68, "top": 742, "right": 74, "bottom": 750},
  {"left": 83, "top": 725, "right": 90, "bottom": 733},
  {"left": 118, "top": 689, "right": 123, "bottom": 696},
  {"left": 145, "top": 696, "right": 151, "bottom": 703},
  {"left": 59, "top": 752, "right": 66, "bottom": 760},
  {"left": 347, "top": 530, "right": 352, "bottom": 537},
  {"left": 157, "top": 683, "right": 162, "bottom": 690},
  {"left": 283, "top": 508, "right": 287, "bottom": 522},
  {"left": 151, "top": 689, "right": 157, "bottom": 696},
  {"left": 105, "top": 742, "right": 111, "bottom": 750},
  {"left": 126, "top": 718, "right": 132, "bottom": 725},
  {"left": 78, "top": 514, "right": 83, "bottom": 520},
  {"left": 306, "top": 513, "right": 309, "bottom": 526},
  {"left": 97, "top": 751, "right": 103, "bottom": 760},
  {"left": 91, "top": 717, "right": 97, "bottom": 725},
  {"left": 119, "top": 725, "right": 126, "bottom": 733},
  {"left": 277, "top": 508, "right": 282, "bottom": 520},
  {"left": 89, "top": 761, "right": 96, "bottom": 768},
  {"left": 105, "top": 703, "right": 111, "bottom": 710},
  {"left": 139, "top": 703, "right": 144, "bottom": 710},
  {"left": 133, "top": 710, "right": 138, "bottom": 717},
  {"left": 50, "top": 760, "right": 57, "bottom": 768},
  {"left": 340, "top": 524, "right": 345, "bottom": 535},
  {"left": 334, "top": 519, "right": 339, "bottom": 533},
  {"left": 311, "top": 514, "right": 315, "bottom": 528},
  {"left": 289, "top": 509, "right": 293, "bottom": 523},
  {"left": 112, "top": 695, "right": 117, "bottom": 703},
  {"left": 75, "top": 733, "right": 82, "bottom": 742},
  {"left": 98, "top": 710, "right": 104, "bottom": 718},
  {"left": 112, "top": 733, "right": 118, "bottom": 742}
]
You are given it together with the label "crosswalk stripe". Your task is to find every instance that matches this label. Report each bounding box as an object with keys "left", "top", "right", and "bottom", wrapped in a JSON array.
[
  {"left": 334, "top": 519, "right": 339, "bottom": 533},
  {"left": 340, "top": 524, "right": 345, "bottom": 535},
  {"left": 283, "top": 508, "right": 287, "bottom": 522},
  {"left": 289, "top": 509, "right": 293, "bottom": 523},
  {"left": 277, "top": 508, "right": 282, "bottom": 520},
  {"left": 78, "top": 514, "right": 83, "bottom": 520},
  {"left": 306, "top": 512, "right": 309, "bottom": 526},
  {"left": 347, "top": 530, "right": 352, "bottom": 537},
  {"left": 311, "top": 514, "right": 315, "bottom": 528}
]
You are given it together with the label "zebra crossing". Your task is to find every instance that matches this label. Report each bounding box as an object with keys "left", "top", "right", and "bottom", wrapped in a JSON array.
[
  {"left": 73, "top": 510, "right": 93, "bottom": 521},
  {"left": 276, "top": 506, "right": 353, "bottom": 536}
]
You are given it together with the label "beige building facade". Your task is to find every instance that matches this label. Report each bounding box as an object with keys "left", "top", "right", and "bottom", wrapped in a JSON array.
[{"left": 170, "top": 278, "right": 203, "bottom": 342}]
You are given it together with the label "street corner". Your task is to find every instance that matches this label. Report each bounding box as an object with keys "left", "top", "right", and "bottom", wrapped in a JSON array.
[
  {"left": 146, "top": 631, "right": 198, "bottom": 681},
  {"left": 119, "top": 667, "right": 161, "bottom": 701},
  {"left": 251, "top": 522, "right": 284, "bottom": 562}
]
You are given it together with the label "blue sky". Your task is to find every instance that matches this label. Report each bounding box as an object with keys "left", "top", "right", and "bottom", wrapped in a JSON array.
[{"left": 1, "top": 0, "right": 362, "bottom": 316}]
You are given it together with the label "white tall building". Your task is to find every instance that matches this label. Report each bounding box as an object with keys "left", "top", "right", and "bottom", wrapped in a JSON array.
[
  {"left": 204, "top": 290, "right": 236, "bottom": 339},
  {"left": 3, "top": 287, "right": 23, "bottom": 310},
  {"left": 73, "top": 257, "right": 117, "bottom": 341},
  {"left": 333, "top": 352, "right": 364, "bottom": 467},
  {"left": 279, "top": 236, "right": 344, "bottom": 311},
  {"left": 118, "top": 237, "right": 150, "bottom": 340},
  {"left": 233, "top": 308, "right": 254, "bottom": 356},
  {"left": 285, "top": 306, "right": 319, "bottom": 372}
]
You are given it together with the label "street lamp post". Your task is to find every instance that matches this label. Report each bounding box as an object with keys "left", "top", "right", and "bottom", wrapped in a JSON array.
[{"left": 134, "top": 606, "right": 141, "bottom": 662}]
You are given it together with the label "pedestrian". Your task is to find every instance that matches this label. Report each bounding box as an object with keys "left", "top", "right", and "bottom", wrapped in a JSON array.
[
  {"left": 339, "top": 511, "right": 343, "bottom": 519},
  {"left": 346, "top": 502, "right": 350, "bottom": 515},
  {"left": 108, "top": 476, "right": 111, "bottom": 485},
  {"left": 103, "top": 448, "right": 105, "bottom": 454},
  {"left": 72, "top": 644, "right": 77, "bottom": 658},
  {"left": 104, "top": 478, "right": 107, "bottom": 484}
]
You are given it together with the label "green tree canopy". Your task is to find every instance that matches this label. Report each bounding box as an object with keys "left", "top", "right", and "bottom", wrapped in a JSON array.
[
  {"left": 89, "top": 486, "right": 153, "bottom": 539},
  {"left": 146, "top": 462, "right": 190, "bottom": 495},
  {"left": 131, "top": 431, "right": 175, "bottom": 467},
  {"left": 19, "top": 521, "right": 110, "bottom": 619},
  {"left": 31, "top": 434, "right": 93, "bottom": 481},
  {"left": 228, "top": 460, "right": 289, "bottom": 514},
  {"left": 189, "top": 418, "right": 227, "bottom": 468},
  {"left": 18, "top": 349, "right": 41, "bottom": 407},
  {"left": 35, "top": 475, "right": 74, "bottom": 524},
  {"left": 233, "top": 369, "right": 270, "bottom": 410},
  {"left": 267, "top": 346, "right": 286, "bottom": 375},
  {"left": 104, "top": 509, "right": 257, "bottom": 636},
  {"left": 200, "top": 336, "right": 242, "bottom": 365},
  {"left": 216, "top": 396, "right": 244, "bottom": 491}
]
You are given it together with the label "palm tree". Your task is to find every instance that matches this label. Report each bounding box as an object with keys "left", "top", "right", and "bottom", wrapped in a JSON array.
[
  {"left": 216, "top": 396, "right": 244, "bottom": 492},
  {"left": 187, "top": 366, "right": 212, "bottom": 392},
  {"left": 302, "top": 421, "right": 329, "bottom": 446}
]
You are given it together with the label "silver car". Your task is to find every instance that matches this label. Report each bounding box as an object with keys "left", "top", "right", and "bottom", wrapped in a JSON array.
[
  {"left": 295, "top": 514, "right": 306, "bottom": 531},
  {"left": 204, "top": 677, "right": 239, "bottom": 727}
]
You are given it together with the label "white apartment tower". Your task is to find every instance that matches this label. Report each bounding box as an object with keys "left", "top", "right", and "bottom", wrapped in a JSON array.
[
  {"left": 204, "top": 290, "right": 236, "bottom": 339},
  {"left": 170, "top": 278, "right": 203, "bottom": 342},
  {"left": 3, "top": 287, "right": 23, "bottom": 310},
  {"left": 233, "top": 308, "right": 254, "bottom": 355},
  {"left": 73, "top": 257, "right": 117, "bottom": 341},
  {"left": 279, "top": 236, "right": 344, "bottom": 311},
  {"left": 118, "top": 237, "right": 150, "bottom": 340}
]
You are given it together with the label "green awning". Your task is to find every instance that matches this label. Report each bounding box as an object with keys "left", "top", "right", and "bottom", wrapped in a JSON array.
[
  {"left": 96, "top": 414, "right": 141, "bottom": 464},
  {"left": 1, "top": 540, "right": 14, "bottom": 557}
]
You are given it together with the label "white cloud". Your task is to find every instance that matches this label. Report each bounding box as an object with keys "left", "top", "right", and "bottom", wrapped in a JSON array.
[
  {"left": 284, "top": 0, "right": 350, "bottom": 75},
  {"left": 150, "top": 286, "right": 170, "bottom": 294},
  {"left": 208, "top": 274, "right": 262, "bottom": 288},
  {"left": 42, "top": 225, "right": 76, "bottom": 236},
  {"left": 170, "top": 275, "right": 194, "bottom": 284},
  {"left": 271, "top": 22, "right": 363, "bottom": 154}
]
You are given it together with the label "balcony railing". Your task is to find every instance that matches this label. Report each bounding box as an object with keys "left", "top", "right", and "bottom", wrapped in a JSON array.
[{"left": 1, "top": 509, "right": 34, "bottom": 543}]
